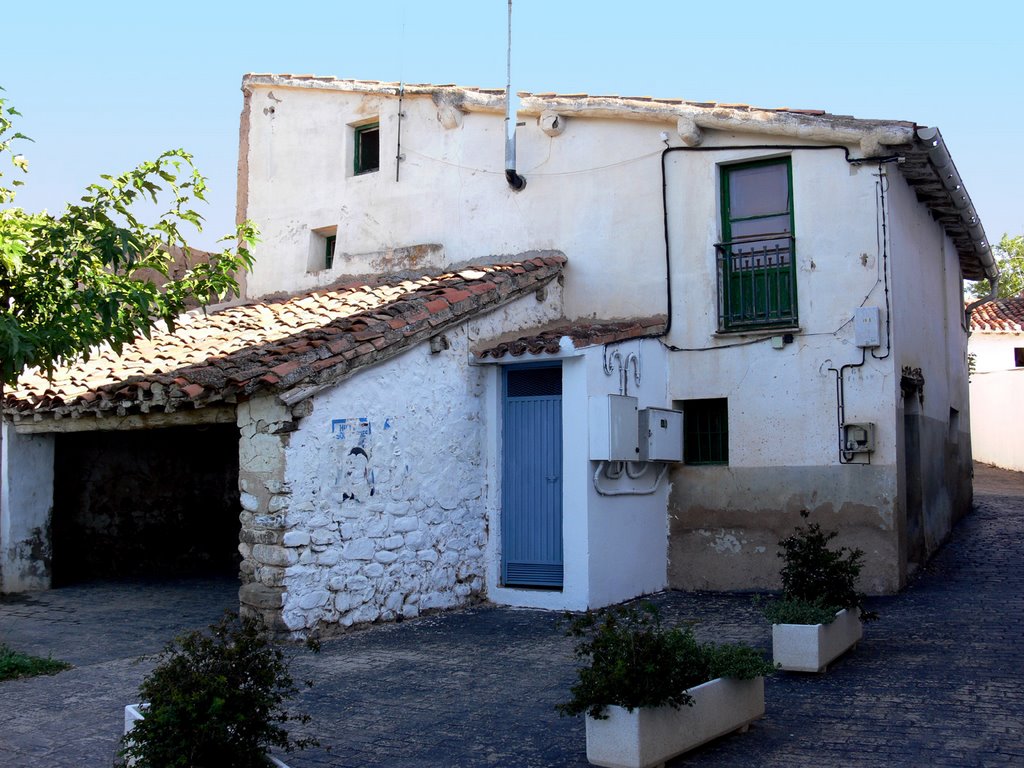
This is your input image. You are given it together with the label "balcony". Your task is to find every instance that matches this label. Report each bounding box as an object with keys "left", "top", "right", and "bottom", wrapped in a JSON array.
[{"left": 715, "top": 234, "right": 797, "bottom": 331}]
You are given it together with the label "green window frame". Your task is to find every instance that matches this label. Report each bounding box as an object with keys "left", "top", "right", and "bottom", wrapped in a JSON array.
[
  {"left": 354, "top": 122, "right": 380, "bottom": 175},
  {"left": 683, "top": 398, "right": 728, "bottom": 465},
  {"left": 717, "top": 157, "right": 797, "bottom": 331}
]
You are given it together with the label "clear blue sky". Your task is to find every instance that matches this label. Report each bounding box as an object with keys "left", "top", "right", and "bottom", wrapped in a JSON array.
[{"left": 2, "top": 0, "right": 1020, "bottom": 255}]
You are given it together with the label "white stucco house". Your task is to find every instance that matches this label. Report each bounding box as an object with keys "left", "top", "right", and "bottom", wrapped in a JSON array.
[
  {"left": 968, "top": 295, "right": 1023, "bottom": 471},
  {"left": 0, "top": 75, "right": 998, "bottom": 635}
]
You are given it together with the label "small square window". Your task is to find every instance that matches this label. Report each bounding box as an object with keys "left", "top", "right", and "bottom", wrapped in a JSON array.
[
  {"left": 307, "top": 226, "right": 338, "bottom": 273},
  {"left": 682, "top": 398, "right": 728, "bottom": 464},
  {"left": 354, "top": 122, "right": 379, "bottom": 175},
  {"left": 1015, "top": 348, "right": 1024, "bottom": 367}
]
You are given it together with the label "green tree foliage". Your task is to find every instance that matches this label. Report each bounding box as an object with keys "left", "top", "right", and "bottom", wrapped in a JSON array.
[
  {"left": 966, "top": 234, "right": 1024, "bottom": 299},
  {"left": 0, "top": 88, "right": 256, "bottom": 387}
]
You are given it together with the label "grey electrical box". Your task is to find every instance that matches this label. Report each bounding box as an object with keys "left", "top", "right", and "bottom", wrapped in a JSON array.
[
  {"left": 843, "top": 422, "right": 875, "bottom": 454},
  {"left": 589, "top": 395, "right": 640, "bottom": 461},
  {"left": 639, "top": 408, "right": 684, "bottom": 462},
  {"left": 854, "top": 307, "right": 881, "bottom": 348}
]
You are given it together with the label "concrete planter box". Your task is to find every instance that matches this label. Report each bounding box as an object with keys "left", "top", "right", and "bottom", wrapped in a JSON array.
[
  {"left": 124, "top": 704, "right": 290, "bottom": 768},
  {"left": 584, "top": 676, "right": 765, "bottom": 768},
  {"left": 772, "top": 608, "right": 863, "bottom": 672}
]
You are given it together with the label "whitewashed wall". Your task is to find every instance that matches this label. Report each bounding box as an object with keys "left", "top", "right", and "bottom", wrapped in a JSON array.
[
  {"left": 277, "top": 286, "right": 562, "bottom": 633},
  {"left": 887, "top": 168, "right": 973, "bottom": 567},
  {"left": 0, "top": 425, "right": 54, "bottom": 591},
  {"left": 970, "top": 332, "right": 1022, "bottom": 373},
  {"left": 241, "top": 84, "right": 669, "bottom": 317},
  {"left": 666, "top": 153, "right": 904, "bottom": 594},
  {"left": 970, "top": 369, "right": 1024, "bottom": 471},
  {"left": 483, "top": 338, "right": 671, "bottom": 611},
  {"left": 240, "top": 82, "right": 973, "bottom": 598}
]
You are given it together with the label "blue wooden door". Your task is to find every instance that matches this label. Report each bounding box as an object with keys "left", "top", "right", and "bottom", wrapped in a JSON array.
[{"left": 502, "top": 365, "right": 563, "bottom": 588}]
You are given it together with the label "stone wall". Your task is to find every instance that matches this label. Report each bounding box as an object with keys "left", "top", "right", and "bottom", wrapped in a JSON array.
[{"left": 257, "top": 288, "right": 561, "bottom": 635}]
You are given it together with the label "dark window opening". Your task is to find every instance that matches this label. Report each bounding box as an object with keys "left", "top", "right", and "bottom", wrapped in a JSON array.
[
  {"left": 683, "top": 398, "right": 729, "bottom": 464},
  {"left": 325, "top": 234, "right": 336, "bottom": 270},
  {"left": 1015, "top": 347, "right": 1024, "bottom": 367},
  {"left": 354, "top": 122, "right": 380, "bottom": 175}
]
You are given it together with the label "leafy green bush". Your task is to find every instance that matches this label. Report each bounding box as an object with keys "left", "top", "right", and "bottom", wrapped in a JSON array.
[
  {"left": 556, "top": 603, "right": 774, "bottom": 719},
  {"left": 120, "top": 611, "right": 317, "bottom": 768},
  {"left": 764, "top": 511, "right": 877, "bottom": 623},
  {"left": 760, "top": 597, "right": 843, "bottom": 626},
  {"left": 0, "top": 643, "right": 71, "bottom": 681}
]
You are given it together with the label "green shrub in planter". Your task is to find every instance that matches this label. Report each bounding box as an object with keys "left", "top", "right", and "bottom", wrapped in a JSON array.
[
  {"left": 556, "top": 603, "right": 774, "bottom": 720},
  {"left": 120, "top": 611, "right": 318, "bottom": 768},
  {"left": 762, "top": 510, "right": 877, "bottom": 624}
]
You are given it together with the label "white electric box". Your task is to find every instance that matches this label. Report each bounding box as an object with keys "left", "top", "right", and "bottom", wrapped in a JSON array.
[
  {"left": 589, "top": 395, "right": 640, "bottom": 461},
  {"left": 639, "top": 408, "right": 684, "bottom": 462},
  {"left": 854, "top": 307, "right": 881, "bottom": 348},
  {"left": 843, "top": 422, "right": 875, "bottom": 454}
]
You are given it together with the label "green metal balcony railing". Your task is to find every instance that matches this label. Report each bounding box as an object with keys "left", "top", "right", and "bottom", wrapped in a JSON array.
[{"left": 715, "top": 234, "right": 797, "bottom": 330}]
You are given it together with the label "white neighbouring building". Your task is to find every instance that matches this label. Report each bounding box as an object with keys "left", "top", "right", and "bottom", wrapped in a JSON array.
[
  {"left": 0, "top": 75, "right": 998, "bottom": 636},
  {"left": 968, "top": 296, "right": 1024, "bottom": 472}
]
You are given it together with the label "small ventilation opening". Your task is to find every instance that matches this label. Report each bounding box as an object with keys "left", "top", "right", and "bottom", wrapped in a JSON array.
[{"left": 506, "top": 366, "right": 562, "bottom": 398}]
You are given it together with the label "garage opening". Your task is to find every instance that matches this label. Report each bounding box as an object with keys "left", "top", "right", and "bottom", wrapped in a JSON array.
[{"left": 51, "top": 424, "right": 241, "bottom": 586}]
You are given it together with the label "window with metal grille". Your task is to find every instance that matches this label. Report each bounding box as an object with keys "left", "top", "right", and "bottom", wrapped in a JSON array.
[
  {"left": 683, "top": 398, "right": 728, "bottom": 464},
  {"left": 354, "top": 122, "right": 379, "bottom": 175},
  {"left": 506, "top": 366, "right": 562, "bottom": 398},
  {"left": 716, "top": 158, "right": 797, "bottom": 331}
]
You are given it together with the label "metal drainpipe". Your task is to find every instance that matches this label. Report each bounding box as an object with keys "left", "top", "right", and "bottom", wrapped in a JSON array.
[
  {"left": 504, "top": 0, "right": 526, "bottom": 191},
  {"left": 965, "top": 275, "right": 1000, "bottom": 330}
]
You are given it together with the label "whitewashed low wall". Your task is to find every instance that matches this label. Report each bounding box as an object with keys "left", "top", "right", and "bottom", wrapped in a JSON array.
[
  {"left": 970, "top": 369, "right": 1024, "bottom": 472},
  {"left": 278, "top": 289, "right": 562, "bottom": 633}
]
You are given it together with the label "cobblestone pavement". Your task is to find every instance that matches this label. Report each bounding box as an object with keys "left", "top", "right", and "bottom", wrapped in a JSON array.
[{"left": 1, "top": 464, "right": 1022, "bottom": 767}]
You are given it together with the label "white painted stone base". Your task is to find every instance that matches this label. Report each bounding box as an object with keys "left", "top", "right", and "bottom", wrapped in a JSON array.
[
  {"left": 584, "top": 677, "right": 765, "bottom": 768},
  {"left": 124, "top": 704, "right": 290, "bottom": 768},
  {"left": 772, "top": 608, "right": 863, "bottom": 672}
]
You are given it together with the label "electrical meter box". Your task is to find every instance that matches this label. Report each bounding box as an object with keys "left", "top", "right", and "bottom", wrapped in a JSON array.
[
  {"left": 638, "top": 408, "right": 684, "bottom": 462},
  {"left": 842, "top": 422, "right": 875, "bottom": 454},
  {"left": 854, "top": 307, "right": 881, "bottom": 348},
  {"left": 589, "top": 395, "right": 639, "bottom": 461}
]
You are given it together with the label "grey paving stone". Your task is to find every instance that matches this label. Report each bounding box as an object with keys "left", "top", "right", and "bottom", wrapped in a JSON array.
[{"left": 1, "top": 465, "right": 1022, "bottom": 767}]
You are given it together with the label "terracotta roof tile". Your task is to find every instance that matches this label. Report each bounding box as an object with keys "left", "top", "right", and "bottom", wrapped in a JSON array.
[
  {"left": 5, "top": 255, "right": 566, "bottom": 421},
  {"left": 970, "top": 295, "right": 1024, "bottom": 333},
  {"left": 474, "top": 317, "right": 667, "bottom": 360}
]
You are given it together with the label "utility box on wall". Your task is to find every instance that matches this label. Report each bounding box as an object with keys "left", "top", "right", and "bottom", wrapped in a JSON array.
[
  {"left": 854, "top": 307, "right": 881, "bottom": 348},
  {"left": 589, "top": 395, "right": 639, "bottom": 461},
  {"left": 843, "top": 422, "right": 875, "bottom": 454},
  {"left": 639, "top": 407, "right": 684, "bottom": 462}
]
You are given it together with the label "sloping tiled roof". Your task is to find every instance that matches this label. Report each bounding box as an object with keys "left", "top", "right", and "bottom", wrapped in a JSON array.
[
  {"left": 971, "top": 296, "right": 1024, "bottom": 333},
  {"left": 475, "top": 318, "right": 667, "bottom": 359},
  {"left": 5, "top": 255, "right": 566, "bottom": 423}
]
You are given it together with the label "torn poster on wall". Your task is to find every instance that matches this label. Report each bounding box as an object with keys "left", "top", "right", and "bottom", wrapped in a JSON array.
[{"left": 330, "top": 417, "right": 401, "bottom": 503}]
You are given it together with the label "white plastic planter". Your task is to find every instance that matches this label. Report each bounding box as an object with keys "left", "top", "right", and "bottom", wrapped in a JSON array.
[
  {"left": 124, "top": 704, "right": 290, "bottom": 768},
  {"left": 584, "top": 676, "right": 766, "bottom": 768},
  {"left": 772, "top": 607, "right": 863, "bottom": 672}
]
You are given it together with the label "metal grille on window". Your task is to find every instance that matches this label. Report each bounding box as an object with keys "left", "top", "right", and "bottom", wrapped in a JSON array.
[{"left": 506, "top": 366, "right": 562, "bottom": 398}]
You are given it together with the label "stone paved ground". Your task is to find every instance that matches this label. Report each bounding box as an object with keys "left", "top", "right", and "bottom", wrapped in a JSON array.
[{"left": 1, "top": 464, "right": 1022, "bottom": 767}]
